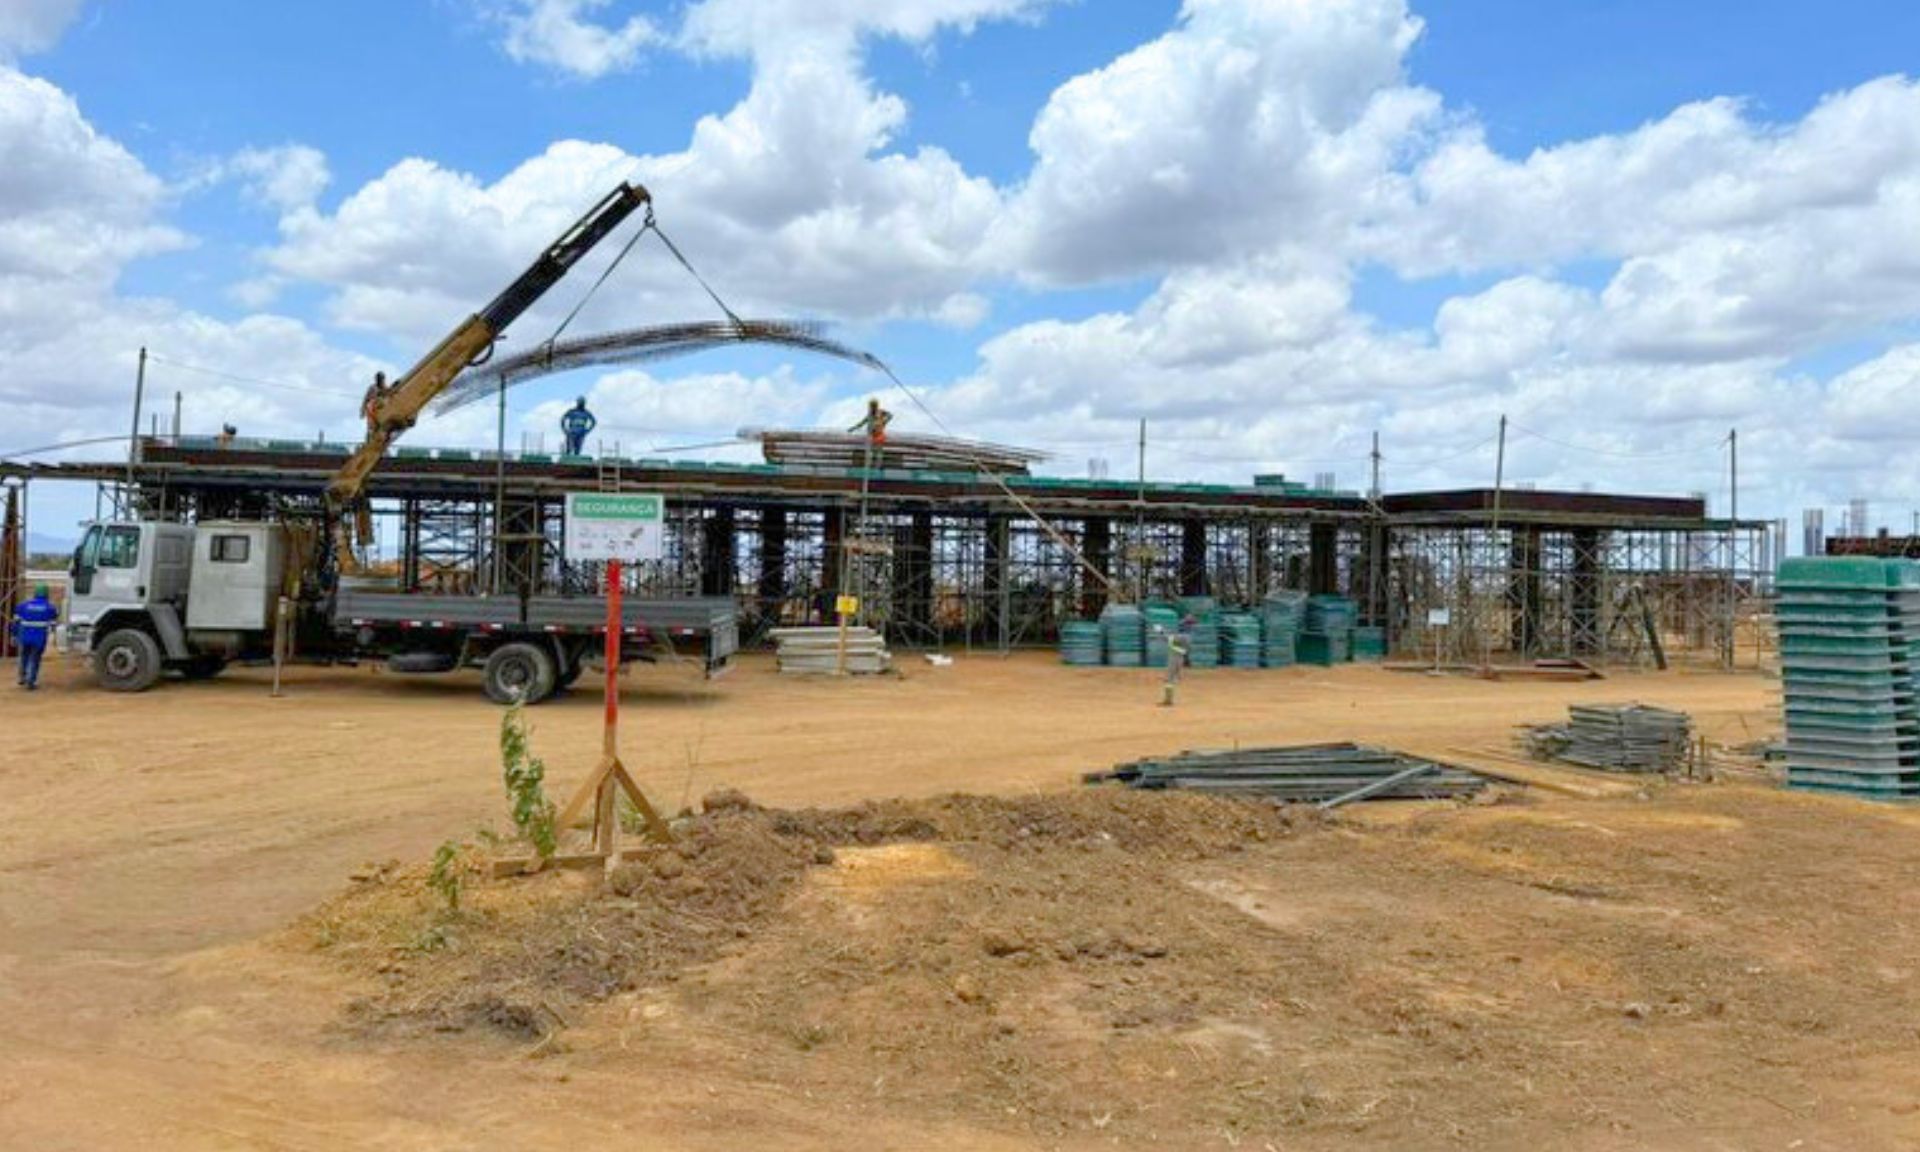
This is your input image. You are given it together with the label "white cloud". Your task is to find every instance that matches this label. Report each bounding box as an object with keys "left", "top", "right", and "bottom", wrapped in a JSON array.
[
  {"left": 493, "top": 0, "right": 660, "bottom": 80},
  {"left": 264, "top": 42, "right": 1005, "bottom": 336},
  {"left": 1824, "top": 344, "right": 1920, "bottom": 443},
  {"left": 0, "top": 0, "right": 84, "bottom": 58},
  {"left": 0, "top": 64, "right": 380, "bottom": 496},
  {"left": 523, "top": 365, "right": 829, "bottom": 449},
  {"left": 679, "top": 0, "right": 1053, "bottom": 59},
  {"left": 995, "top": 0, "right": 1436, "bottom": 283}
]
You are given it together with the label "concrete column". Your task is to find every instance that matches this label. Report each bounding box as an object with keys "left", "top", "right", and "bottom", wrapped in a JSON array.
[
  {"left": 1250, "top": 521, "right": 1273, "bottom": 600},
  {"left": 1180, "top": 520, "right": 1208, "bottom": 597},
  {"left": 822, "top": 506, "right": 846, "bottom": 624},
  {"left": 985, "top": 514, "right": 1011, "bottom": 650},
  {"left": 700, "top": 507, "right": 736, "bottom": 597},
  {"left": 1082, "top": 517, "right": 1112, "bottom": 617},
  {"left": 1308, "top": 521, "right": 1339, "bottom": 595}
]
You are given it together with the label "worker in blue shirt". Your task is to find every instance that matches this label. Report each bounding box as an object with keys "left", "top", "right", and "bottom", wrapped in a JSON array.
[
  {"left": 12, "top": 583, "right": 57, "bottom": 690},
  {"left": 561, "top": 397, "right": 596, "bottom": 456}
]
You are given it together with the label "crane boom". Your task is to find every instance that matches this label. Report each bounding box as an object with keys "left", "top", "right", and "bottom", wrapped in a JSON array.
[{"left": 326, "top": 181, "right": 652, "bottom": 572}]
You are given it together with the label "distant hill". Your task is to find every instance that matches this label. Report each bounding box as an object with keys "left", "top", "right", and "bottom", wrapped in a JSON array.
[{"left": 26, "top": 532, "right": 75, "bottom": 566}]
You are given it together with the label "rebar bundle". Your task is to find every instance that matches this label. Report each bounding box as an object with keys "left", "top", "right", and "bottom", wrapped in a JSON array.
[
  {"left": 435, "top": 319, "right": 885, "bottom": 414},
  {"left": 753, "top": 429, "right": 1048, "bottom": 475}
]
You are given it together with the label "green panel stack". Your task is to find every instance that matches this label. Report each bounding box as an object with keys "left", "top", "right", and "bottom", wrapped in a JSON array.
[
  {"left": 1220, "top": 612, "right": 1264, "bottom": 668},
  {"left": 1300, "top": 595, "right": 1357, "bottom": 666},
  {"left": 1142, "top": 602, "right": 1182, "bottom": 668},
  {"left": 1186, "top": 610, "right": 1221, "bottom": 668},
  {"left": 1776, "top": 557, "right": 1920, "bottom": 799},
  {"left": 1101, "top": 604, "right": 1146, "bottom": 667},
  {"left": 1352, "top": 626, "right": 1387, "bottom": 662},
  {"left": 1261, "top": 592, "right": 1305, "bottom": 668},
  {"left": 1059, "top": 621, "right": 1104, "bottom": 666}
]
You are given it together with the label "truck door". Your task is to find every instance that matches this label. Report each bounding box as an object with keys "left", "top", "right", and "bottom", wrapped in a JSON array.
[{"left": 70, "top": 524, "right": 145, "bottom": 612}]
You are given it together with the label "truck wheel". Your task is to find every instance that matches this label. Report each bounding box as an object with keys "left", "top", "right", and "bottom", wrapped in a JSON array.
[
  {"left": 95, "top": 629, "right": 163, "bottom": 693},
  {"left": 484, "top": 642, "right": 557, "bottom": 705}
]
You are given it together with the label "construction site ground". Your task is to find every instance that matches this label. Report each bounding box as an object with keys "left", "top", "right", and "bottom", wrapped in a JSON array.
[{"left": 5, "top": 650, "right": 1919, "bottom": 1150}]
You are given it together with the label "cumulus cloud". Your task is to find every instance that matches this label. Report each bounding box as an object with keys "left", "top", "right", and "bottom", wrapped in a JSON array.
[
  {"left": 994, "top": 0, "right": 1435, "bottom": 283},
  {"left": 0, "top": 0, "right": 84, "bottom": 58},
  {"left": 264, "top": 43, "right": 1004, "bottom": 336},
  {"left": 492, "top": 0, "right": 660, "bottom": 80},
  {"left": 679, "top": 0, "right": 1053, "bottom": 58},
  {"left": 0, "top": 64, "right": 379, "bottom": 485}
]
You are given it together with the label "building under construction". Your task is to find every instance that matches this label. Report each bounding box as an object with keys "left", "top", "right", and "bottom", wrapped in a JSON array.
[{"left": 2, "top": 434, "right": 1773, "bottom": 666}]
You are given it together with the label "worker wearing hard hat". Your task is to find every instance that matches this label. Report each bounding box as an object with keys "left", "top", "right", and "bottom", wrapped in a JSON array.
[
  {"left": 850, "top": 398, "right": 892, "bottom": 446},
  {"left": 11, "top": 583, "right": 57, "bottom": 690},
  {"left": 562, "top": 397, "right": 597, "bottom": 456}
]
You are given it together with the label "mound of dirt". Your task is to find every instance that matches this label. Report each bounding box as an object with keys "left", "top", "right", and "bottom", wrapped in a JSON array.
[{"left": 295, "top": 788, "right": 1312, "bottom": 1049}]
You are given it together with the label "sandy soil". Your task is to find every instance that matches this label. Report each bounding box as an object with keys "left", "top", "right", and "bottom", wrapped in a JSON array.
[{"left": 3, "top": 648, "right": 1913, "bottom": 1149}]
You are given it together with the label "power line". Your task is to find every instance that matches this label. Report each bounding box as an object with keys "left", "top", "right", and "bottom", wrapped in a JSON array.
[
  {"left": 0, "top": 433, "right": 137, "bottom": 461},
  {"left": 144, "top": 354, "right": 361, "bottom": 399},
  {"left": 1504, "top": 419, "right": 1728, "bottom": 461}
]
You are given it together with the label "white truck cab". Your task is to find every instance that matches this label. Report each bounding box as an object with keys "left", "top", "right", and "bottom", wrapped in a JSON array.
[{"left": 68, "top": 520, "right": 285, "bottom": 691}]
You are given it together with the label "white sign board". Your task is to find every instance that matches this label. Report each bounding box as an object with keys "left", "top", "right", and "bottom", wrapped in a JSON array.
[
  {"left": 564, "top": 492, "right": 666, "bottom": 563},
  {"left": 1426, "top": 607, "right": 1452, "bottom": 627}
]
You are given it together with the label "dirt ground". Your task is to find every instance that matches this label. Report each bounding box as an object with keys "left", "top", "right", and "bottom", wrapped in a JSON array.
[{"left": 3, "top": 649, "right": 1917, "bottom": 1149}]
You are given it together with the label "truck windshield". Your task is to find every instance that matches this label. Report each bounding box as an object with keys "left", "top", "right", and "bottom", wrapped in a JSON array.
[{"left": 99, "top": 526, "right": 140, "bottom": 569}]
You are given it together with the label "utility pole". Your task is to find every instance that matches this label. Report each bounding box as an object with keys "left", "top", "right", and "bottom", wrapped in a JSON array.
[
  {"left": 1135, "top": 418, "right": 1147, "bottom": 604},
  {"left": 127, "top": 347, "right": 148, "bottom": 483},
  {"left": 172, "top": 391, "right": 182, "bottom": 441},
  {"left": 1725, "top": 428, "right": 1738, "bottom": 669},
  {"left": 1367, "top": 431, "right": 1383, "bottom": 629},
  {"left": 1485, "top": 415, "right": 1508, "bottom": 670},
  {"left": 1369, "top": 431, "right": 1382, "bottom": 501},
  {"left": 491, "top": 376, "right": 508, "bottom": 595}
]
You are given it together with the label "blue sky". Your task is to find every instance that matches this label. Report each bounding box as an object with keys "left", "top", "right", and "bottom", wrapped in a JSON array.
[{"left": 7, "top": 0, "right": 1920, "bottom": 540}]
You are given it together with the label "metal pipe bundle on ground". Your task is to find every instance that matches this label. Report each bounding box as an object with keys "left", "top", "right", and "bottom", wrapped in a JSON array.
[
  {"left": 1552, "top": 704, "right": 1693, "bottom": 773},
  {"left": 1086, "top": 743, "right": 1487, "bottom": 804},
  {"left": 768, "top": 626, "right": 892, "bottom": 675}
]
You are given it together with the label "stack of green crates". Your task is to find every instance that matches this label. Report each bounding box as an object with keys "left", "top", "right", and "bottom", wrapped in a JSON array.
[
  {"left": 1101, "top": 604, "right": 1145, "bottom": 667},
  {"left": 1186, "top": 609, "right": 1221, "bottom": 668},
  {"left": 1776, "top": 557, "right": 1920, "bottom": 799},
  {"left": 1059, "top": 621, "right": 1104, "bottom": 666},
  {"left": 1299, "top": 595, "right": 1356, "bottom": 665},
  {"left": 1352, "top": 626, "right": 1387, "bottom": 662},
  {"left": 1220, "top": 612, "right": 1264, "bottom": 668},
  {"left": 1142, "top": 602, "right": 1182, "bottom": 667},
  {"left": 1261, "top": 592, "right": 1304, "bottom": 667}
]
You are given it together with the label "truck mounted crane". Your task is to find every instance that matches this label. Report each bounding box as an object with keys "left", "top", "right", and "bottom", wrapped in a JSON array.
[
  {"left": 328, "top": 181, "right": 653, "bottom": 571},
  {"left": 62, "top": 181, "right": 740, "bottom": 702}
]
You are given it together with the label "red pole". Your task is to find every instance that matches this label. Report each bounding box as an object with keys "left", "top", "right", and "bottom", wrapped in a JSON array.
[{"left": 603, "top": 557, "right": 622, "bottom": 755}]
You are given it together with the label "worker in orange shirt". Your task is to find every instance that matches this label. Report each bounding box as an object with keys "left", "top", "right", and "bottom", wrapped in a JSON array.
[{"left": 849, "top": 398, "right": 892, "bottom": 446}]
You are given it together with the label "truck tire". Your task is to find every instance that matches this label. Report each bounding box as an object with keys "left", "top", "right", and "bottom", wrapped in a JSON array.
[
  {"left": 95, "top": 629, "right": 163, "bottom": 693},
  {"left": 484, "top": 642, "right": 557, "bottom": 705}
]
